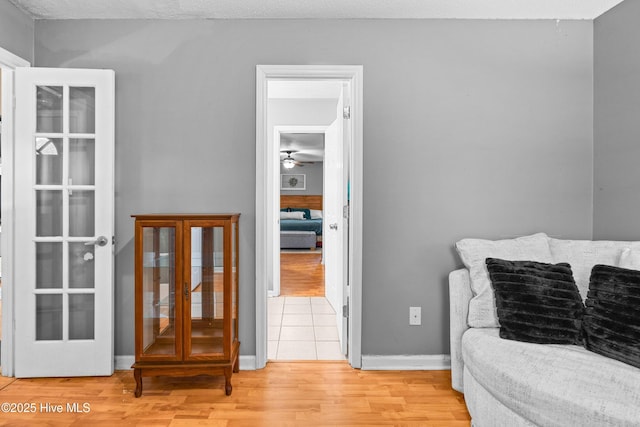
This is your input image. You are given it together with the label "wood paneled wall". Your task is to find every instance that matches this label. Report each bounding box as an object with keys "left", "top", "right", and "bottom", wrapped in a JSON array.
[{"left": 281, "top": 195, "right": 323, "bottom": 210}]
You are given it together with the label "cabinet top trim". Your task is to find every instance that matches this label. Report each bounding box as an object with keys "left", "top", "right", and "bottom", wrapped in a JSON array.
[{"left": 131, "top": 213, "right": 240, "bottom": 220}]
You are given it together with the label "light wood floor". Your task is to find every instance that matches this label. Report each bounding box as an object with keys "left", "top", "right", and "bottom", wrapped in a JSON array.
[
  {"left": 0, "top": 259, "right": 472, "bottom": 424},
  {"left": 0, "top": 362, "right": 470, "bottom": 426},
  {"left": 280, "top": 251, "right": 324, "bottom": 297}
]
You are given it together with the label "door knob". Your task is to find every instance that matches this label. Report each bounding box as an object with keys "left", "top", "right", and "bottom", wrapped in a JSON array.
[
  {"left": 85, "top": 236, "right": 109, "bottom": 247},
  {"left": 329, "top": 223, "right": 338, "bottom": 230}
]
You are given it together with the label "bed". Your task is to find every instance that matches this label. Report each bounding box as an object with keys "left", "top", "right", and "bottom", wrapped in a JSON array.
[
  {"left": 280, "top": 195, "right": 323, "bottom": 249},
  {"left": 280, "top": 218, "right": 323, "bottom": 234}
]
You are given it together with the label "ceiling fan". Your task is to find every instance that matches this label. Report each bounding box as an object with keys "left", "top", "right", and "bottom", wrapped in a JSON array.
[{"left": 281, "top": 150, "right": 315, "bottom": 168}]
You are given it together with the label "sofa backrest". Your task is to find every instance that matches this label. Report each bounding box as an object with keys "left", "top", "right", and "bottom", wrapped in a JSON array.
[
  {"left": 455, "top": 232, "right": 553, "bottom": 328},
  {"left": 548, "top": 238, "right": 640, "bottom": 299},
  {"left": 454, "top": 233, "right": 640, "bottom": 328}
]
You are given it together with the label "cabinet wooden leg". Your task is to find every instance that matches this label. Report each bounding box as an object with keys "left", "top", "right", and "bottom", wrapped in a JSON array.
[
  {"left": 233, "top": 356, "right": 239, "bottom": 373},
  {"left": 134, "top": 368, "right": 143, "bottom": 398},
  {"left": 224, "top": 368, "right": 233, "bottom": 396}
]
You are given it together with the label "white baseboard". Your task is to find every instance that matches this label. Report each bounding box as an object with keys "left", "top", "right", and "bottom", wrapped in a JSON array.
[
  {"left": 361, "top": 354, "right": 451, "bottom": 370},
  {"left": 239, "top": 355, "right": 256, "bottom": 370},
  {"left": 114, "top": 355, "right": 135, "bottom": 370},
  {"left": 114, "top": 355, "right": 258, "bottom": 371}
]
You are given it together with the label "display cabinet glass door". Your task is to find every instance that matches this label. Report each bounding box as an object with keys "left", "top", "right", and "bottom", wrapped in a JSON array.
[
  {"left": 186, "top": 222, "right": 227, "bottom": 359},
  {"left": 232, "top": 221, "right": 238, "bottom": 345},
  {"left": 138, "top": 224, "right": 181, "bottom": 361}
]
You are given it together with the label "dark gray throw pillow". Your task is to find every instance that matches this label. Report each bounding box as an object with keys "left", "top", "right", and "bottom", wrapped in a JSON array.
[
  {"left": 583, "top": 264, "right": 640, "bottom": 369},
  {"left": 486, "top": 258, "right": 584, "bottom": 345}
]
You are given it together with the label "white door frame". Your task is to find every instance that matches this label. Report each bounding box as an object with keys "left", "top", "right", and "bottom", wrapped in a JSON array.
[
  {"left": 0, "top": 46, "right": 30, "bottom": 376},
  {"left": 256, "top": 64, "right": 363, "bottom": 369},
  {"left": 271, "top": 124, "right": 329, "bottom": 298}
]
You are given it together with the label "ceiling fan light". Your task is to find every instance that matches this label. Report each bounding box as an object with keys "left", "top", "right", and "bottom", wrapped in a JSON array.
[{"left": 283, "top": 158, "right": 295, "bottom": 168}]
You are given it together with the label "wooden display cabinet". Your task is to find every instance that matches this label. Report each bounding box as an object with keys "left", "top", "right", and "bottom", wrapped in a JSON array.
[{"left": 131, "top": 214, "right": 240, "bottom": 397}]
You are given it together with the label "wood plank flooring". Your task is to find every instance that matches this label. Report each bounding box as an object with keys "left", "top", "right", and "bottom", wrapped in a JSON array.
[
  {"left": 0, "top": 362, "right": 470, "bottom": 426},
  {"left": 0, "top": 256, "right": 472, "bottom": 425},
  {"left": 280, "top": 251, "right": 324, "bottom": 297}
]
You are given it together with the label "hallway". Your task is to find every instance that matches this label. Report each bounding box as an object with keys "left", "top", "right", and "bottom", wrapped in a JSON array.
[
  {"left": 268, "top": 251, "right": 344, "bottom": 361},
  {"left": 268, "top": 296, "right": 343, "bottom": 360}
]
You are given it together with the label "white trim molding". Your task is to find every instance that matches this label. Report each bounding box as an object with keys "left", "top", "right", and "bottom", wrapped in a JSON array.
[
  {"left": 0, "top": 45, "right": 30, "bottom": 377},
  {"left": 114, "top": 355, "right": 136, "bottom": 371},
  {"left": 115, "top": 355, "right": 257, "bottom": 371},
  {"left": 238, "top": 356, "right": 257, "bottom": 371},
  {"left": 0, "top": 46, "right": 30, "bottom": 68},
  {"left": 361, "top": 355, "right": 452, "bottom": 371},
  {"left": 255, "top": 65, "right": 364, "bottom": 370}
]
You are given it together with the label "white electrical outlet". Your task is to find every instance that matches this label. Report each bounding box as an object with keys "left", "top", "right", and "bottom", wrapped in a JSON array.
[{"left": 409, "top": 306, "right": 421, "bottom": 325}]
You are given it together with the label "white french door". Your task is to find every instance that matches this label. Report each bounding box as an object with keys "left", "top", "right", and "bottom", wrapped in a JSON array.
[
  {"left": 323, "top": 88, "right": 347, "bottom": 354},
  {"left": 13, "top": 67, "right": 115, "bottom": 377}
]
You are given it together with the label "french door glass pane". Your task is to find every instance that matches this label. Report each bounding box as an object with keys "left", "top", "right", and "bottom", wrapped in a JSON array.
[
  {"left": 190, "top": 226, "right": 224, "bottom": 356},
  {"left": 36, "top": 242, "right": 63, "bottom": 289},
  {"left": 69, "top": 191, "right": 95, "bottom": 237},
  {"left": 141, "top": 227, "right": 177, "bottom": 356},
  {"left": 36, "top": 294, "right": 63, "bottom": 340},
  {"left": 35, "top": 137, "right": 63, "bottom": 185},
  {"left": 69, "top": 242, "right": 95, "bottom": 289},
  {"left": 69, "top": 138, "right": 95, "bottom": 185},
  {"left": 69, "top": 294, "right": 95, "bottom": 340},
  {"left": 36, "top": 86, "right": 63, "bottom": 133},
  {"left": 36, "top": 190, "right": 63, "bottom": 236},
  {"left": 69, "top": 87, "right": 96, "bottom": 134}
]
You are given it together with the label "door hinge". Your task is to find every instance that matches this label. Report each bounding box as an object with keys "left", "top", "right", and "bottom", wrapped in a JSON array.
[
  {"left": 342, "top": 297, "right": 349, "bottom": 318},
  {"left": 343, "top": 106, "right": 351, "bottom": 120},
  {"left": 343, "top": 205, "right": 349, "bottom": 219}
]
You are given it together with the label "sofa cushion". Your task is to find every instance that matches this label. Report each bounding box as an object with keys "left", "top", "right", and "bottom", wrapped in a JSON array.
[
  {"left": 548, "top": 238, "right": 640, "bottom": 299},
  {"left": 486, "top": 258, "right": 584, "bottom": 345},
  {"left": 462, "top": 328, "right": 640, "bottom": 427},
  {"left": 583, "top": 264, "right": 640, "bottom": 369},
  {"left": 619, "top": 248, "right": 640, "bottom": 270},
  {"left": 455, "top": 233, "right": 553, "bottom": 328}
]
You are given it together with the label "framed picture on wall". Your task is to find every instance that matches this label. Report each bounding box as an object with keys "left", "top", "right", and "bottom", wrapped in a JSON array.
[{"left": 281, "top": 174, "right": 306, "bottom": 190}]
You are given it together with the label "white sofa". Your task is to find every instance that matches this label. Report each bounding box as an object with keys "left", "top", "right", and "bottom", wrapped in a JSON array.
[{"left": 449, "top": 233, "right": 640, "bottom": 427}]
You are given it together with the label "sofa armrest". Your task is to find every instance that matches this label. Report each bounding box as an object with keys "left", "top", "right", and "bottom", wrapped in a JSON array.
[{"left": 449, "top": 268, "right": 472, "bottom": 393}]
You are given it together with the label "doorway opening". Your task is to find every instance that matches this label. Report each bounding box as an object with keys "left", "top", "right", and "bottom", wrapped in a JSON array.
[
  {"left": 270, "top": 127, "right": 343, "bottom": 361},
  {"left": 255, "top": 65, "right": 363, "bottom": 370}
]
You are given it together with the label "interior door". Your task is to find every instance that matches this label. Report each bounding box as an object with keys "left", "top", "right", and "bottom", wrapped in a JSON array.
[
  {"left": 324, "top": 89, "right": 346, "bottom": 352},
  {"left": 13, "top": 67, "right": 115, "bottom": 377},
  {"left": 340, "top": 83, "right": 351, "bottom": 356}
]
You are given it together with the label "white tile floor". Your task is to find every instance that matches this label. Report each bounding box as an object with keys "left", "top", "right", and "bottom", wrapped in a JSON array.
[{"left": 268, "top": 296, "right": 345, "bottom": 361}]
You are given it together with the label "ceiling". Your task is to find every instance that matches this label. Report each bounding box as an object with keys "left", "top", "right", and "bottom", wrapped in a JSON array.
[
  {"left": 281, "top": 133, "right": 325, "bottom": 164},
  {"left": 9, "top": 0, "right": 625, "bottom": 20}
]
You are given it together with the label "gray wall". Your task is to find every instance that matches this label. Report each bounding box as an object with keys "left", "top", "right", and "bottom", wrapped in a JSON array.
[
  {"left": 280, "top": 162, "right": 323, "bottom": 196},
  {"left": 593, "top": 1, "right": 640, "bottom": 240},
  {"left": 34, "top": 19, "right": 594, "bottom": 358},
  {"left": 0, "top": 0, "right": 34, "bottom": 63}
]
